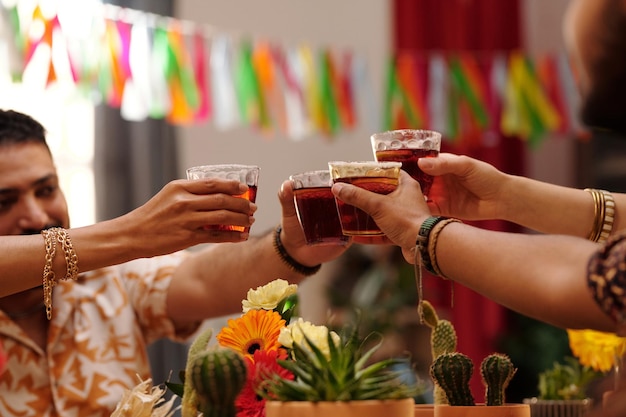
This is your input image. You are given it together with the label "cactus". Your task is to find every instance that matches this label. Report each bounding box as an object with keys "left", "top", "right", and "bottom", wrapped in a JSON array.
[
  {"left": 480, "top": 353, "right": 516, "bottom": 406},
  {"left": 181, "top": 327, "right": 213, "bottom": 417},
  {"left": 189, "top": 346, "right": 248, "bottom": 417},
  {"left": 420, "top": 300, "right": 458, "bottom": 404},
  {"left": 430, "top": 352, "right": 475, "bottom": 406}
]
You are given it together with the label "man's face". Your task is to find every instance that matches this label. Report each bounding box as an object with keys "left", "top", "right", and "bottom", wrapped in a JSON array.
[{"left": 0, "top": 142, "right": 69, "bottom": 236}]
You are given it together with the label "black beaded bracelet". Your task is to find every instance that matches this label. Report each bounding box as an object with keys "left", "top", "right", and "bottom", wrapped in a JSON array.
[
  {"left": 415, "top": 216, "right": 447, "bottom": 275},
  {"left": 273, "top": 225, "right": 322, "bottom": 276}
]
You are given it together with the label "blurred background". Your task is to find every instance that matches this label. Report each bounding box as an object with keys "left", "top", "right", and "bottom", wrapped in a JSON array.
[{"left": 1, "top": 0, "right": 620, "bottom": 409}]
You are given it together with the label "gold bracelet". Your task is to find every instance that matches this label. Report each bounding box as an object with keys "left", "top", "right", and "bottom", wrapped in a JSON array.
[
  {"left": 41, "top": 228, "right": 79, "bottom": 320},
  {"left": 585, "top": 188, "right": 615, "bottom": 243},
  {"left": 598, "top": 190, "right": 615, "bottom": 243},
  {"left": 428, "top": 218, "right": 463, "bottom": 278},
  {"left": 55, "top": 228, "right": 79, "bottom": 281},
  {"left": 41, "top": 229, "right": 58, "bottom": 320}
]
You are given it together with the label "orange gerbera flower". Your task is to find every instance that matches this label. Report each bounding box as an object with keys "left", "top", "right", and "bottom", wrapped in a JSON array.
[{"left": 217, "top": 309, "right": 285, "bottom": 359}]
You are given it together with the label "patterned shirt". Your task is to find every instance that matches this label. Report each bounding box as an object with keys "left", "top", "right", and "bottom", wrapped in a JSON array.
[
  {"left": 588, "top": 230, "right": 626, "bottom": 328},
  {"left": 0, "top": 252, "right": 196, "bottom": 417}
]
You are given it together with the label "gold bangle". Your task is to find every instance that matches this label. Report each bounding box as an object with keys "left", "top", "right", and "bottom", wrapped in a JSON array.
[
  {"left": 428, "top": 218, "right": 462, "bottom": 278},
  {"left": 598, "top": 190, "right": 615, "bottom": 243},
  {"left": 584, "top": 188, "right": 615, "bottom": 243},
  {"left": 41, "top": 229, "right": 58, "bottom": 320}
]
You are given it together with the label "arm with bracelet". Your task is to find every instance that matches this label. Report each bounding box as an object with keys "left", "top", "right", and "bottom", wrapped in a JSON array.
[
  {"left": 413, "top": 153, "right": 624, "bottom": 240},
  {"left": 332, "top": 170, "right": 621, "bottom": 333}
]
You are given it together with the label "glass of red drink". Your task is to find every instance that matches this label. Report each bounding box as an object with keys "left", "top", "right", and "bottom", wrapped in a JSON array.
[
  {"left": 370, "top": 129, "right": 441, "bottom": 197},
  {"left": 328, "top": 161, "right": 401, "bottom": 236},
  {"left": 186, "top": 164, "right": 260, "bottom": 234},
  {"left": 290, "top": 170, "right": 350, "bottom": 246}
]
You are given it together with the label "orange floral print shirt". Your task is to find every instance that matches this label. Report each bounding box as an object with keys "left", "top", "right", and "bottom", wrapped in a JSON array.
[{"left": 0, "top": 252, "right": 196, "bottom": 417}]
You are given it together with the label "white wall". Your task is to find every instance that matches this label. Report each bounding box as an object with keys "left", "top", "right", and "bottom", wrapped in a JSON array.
[
  {"left": 174, "top": 0, "right": 392, "bottom": 234},
  {"left": 522, "top": 0, "right": 579, "bottom": 187}
]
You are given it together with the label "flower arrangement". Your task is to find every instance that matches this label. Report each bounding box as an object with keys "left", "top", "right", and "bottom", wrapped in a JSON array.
[{"left": 162, "top": 278, "right": 420, "bottom": 417}]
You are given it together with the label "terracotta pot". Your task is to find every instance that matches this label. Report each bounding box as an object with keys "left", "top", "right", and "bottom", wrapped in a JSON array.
[
  {"left": 265, "top": 398, "right": 415, "bottom": 417},
  {"left": 434, "top": 403, "right": 530, "bottom": 417},
  {"left": 522, "top": 397, "right": 593, "bottom": 417},
  {"left": 414, "top": 404, "right": 435, "bottom": 417}
]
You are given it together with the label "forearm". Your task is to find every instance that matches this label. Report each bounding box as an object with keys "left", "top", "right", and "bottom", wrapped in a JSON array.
[
  {"left": 501, "top": 175, "right": 623, "bottom": 238},
  {"left": 0, "top": 219, "right": 140, "bottom": 298},
  {"left": 167, "top": 228, "right": 312, "bottom": 322},
  {"left": 433, "top": 221, "right": 613, "bottom": 331}
]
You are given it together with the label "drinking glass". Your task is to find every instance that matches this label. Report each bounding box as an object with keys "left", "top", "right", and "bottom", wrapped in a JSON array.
[
  {"left": 186, "top": 164, "right": 260, "bottom": 233},
  {"left": 371, "top": 129, "right": 441, "bottom": 197},
  {"left": 290, "top": 170, "right": 350, "bottom": 246},
  {"left": 328, "top": 161, "right": 401, "bottom": 236}
]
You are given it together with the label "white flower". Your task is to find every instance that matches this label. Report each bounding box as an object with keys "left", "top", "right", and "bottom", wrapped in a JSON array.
[
  {"left": 279, "top": 318, "right": 340, "bottom": 360},
  {"left": 242, "top": 278, "right": 298, "bottom": 313}
]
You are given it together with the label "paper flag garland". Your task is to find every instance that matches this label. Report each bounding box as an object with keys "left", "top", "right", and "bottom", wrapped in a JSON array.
[{"left": 0, "top": 2, "right": 585, "bottom": 147}]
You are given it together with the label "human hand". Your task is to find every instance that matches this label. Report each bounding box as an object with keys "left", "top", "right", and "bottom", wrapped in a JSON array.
[
  {"left": 420, "top": 153, "right": 511, "bottom": 221},
  {"left": 276, "top": 179, "right": 352, "bottom": 267},
  {"left": 331, "top": 170, "right": 431, "bottom": 260},
  {"left": 119, "top": 178, "right": 256, "bottom": 257}
]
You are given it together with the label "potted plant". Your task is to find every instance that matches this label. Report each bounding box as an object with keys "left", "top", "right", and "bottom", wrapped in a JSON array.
[
  {"left": 262, "top": 320, "right": 420, "bottom": 417},
  {"left": 521, "top": 356, "right": 598, "bottom": 417},
  {"left": 416, "top": 300, "right": 529, "bottom": 417},
  {"left": 522, "top": 328, "right": 626, "bottom": 416},
  {"left": 161, "top": 279, "right": 421, "bottom": 417}
]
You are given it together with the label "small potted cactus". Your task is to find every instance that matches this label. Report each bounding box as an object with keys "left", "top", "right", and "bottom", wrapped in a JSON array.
[
  {"left": 430, "top": 352, "right": 530, "bottom": 416},
  {"left": 419, "top": 300, "right": 530, "bottom": 417}
]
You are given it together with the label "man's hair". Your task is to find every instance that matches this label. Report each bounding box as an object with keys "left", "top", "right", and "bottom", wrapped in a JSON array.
[
  {"left": 0, "top": 109, "right": 49, "bottom": 149},
  {"left": 580, "top": 0, "right": 626, "bottom": 134}
]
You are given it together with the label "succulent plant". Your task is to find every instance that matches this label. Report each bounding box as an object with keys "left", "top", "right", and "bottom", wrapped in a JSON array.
[
  {"left": 262, "top": 323, "right": 420, "bottom": 402},
  {"left": 420, "top": 299, "right": 458, "bottom": 404},
  {"left": 537, "top": 356, "right": 601, "bottom": 400},
  {"left": 189, "top": 347, "right": 247, "bottom": 417},
  {"left": 430, "top": 352, "right": 475, "bottom": 406},
  {"left": 480, "top": 353, "right": 516, "bottom": 406}
]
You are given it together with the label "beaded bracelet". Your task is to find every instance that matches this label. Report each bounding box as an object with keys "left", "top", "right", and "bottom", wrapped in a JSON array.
[
  {"left": 414, "top": 216, "right": 460, "bottom": 320},
  {"left": 273, "top": 225, "right": 322, "bottom": 276},
  {"left": 415, "top": 216, "right": 448, "bottom": 275},
  {"left": 584, "top": 188, "right": 615, "bottom": 244}
]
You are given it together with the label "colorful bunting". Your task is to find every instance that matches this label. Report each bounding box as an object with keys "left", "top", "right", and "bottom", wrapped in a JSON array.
[
  {"left": 0, "top": 2, "right": 585, "bottom": 146},
  {"left": 192, "top": 28, "right": 211, "bottom": 123},
  {"left": 164, "top": 22, "right": 200, "bottom": 125}
]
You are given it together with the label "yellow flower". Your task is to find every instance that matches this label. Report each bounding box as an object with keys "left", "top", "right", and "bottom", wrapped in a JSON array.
[
  {"left": 217, "top": 309, "right": 285, "bottom": 359},
  {"left": 242, "top": 278, "right": 298, "bottom": 313},
  {"left": 278, "top": 318, "right": 340, "bottom": 360},
  {"left": 567, "top": 329, "right": 626, "bottom": 372}
]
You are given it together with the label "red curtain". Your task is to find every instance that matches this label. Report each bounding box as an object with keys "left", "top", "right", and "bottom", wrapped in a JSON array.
[{"left": 393, "top": 0, "right": 526, "bottom": 399}]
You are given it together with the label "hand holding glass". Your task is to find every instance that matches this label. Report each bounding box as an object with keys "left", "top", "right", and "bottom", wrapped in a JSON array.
[
  {"left": 328, "top": 161, "right": 401, "bottom": 236},
  {"left": 186, "top": 164, "right": 260, "bottom": 233},
  {"left": 290, "top": 170, "right": 350, "bottom": 246},
  {"left": 371, "top": 129, "right": 441, "bottom": 197}
]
